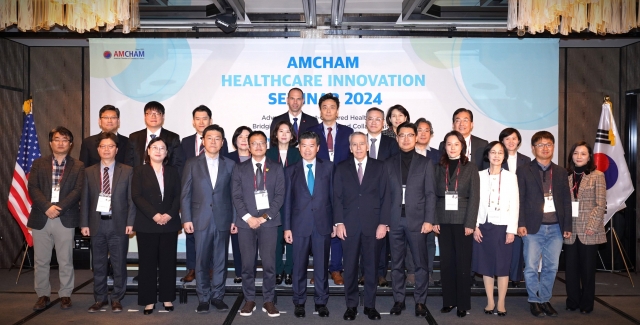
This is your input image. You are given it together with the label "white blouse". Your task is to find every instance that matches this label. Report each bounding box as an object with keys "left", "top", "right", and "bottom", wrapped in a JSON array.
[{"left": 476, "top": 169, "right": 519, "bottom": 234}]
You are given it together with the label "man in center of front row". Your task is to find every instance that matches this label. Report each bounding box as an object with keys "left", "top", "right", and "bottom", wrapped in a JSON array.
[
  {"left": 181, "top": 125, "right": 235, "bottom": 314},
  {"left": 334, "top": 132, "right": 389, "bottom": 321},
  {"left": 284, "top": 131, "right": 335, "bottom": 318},
  {"left": 383, "top": 122, "right": 437, "bottom": 317},
  {"left": 231, "top": 131, "right": 285, "bottom": 317}
]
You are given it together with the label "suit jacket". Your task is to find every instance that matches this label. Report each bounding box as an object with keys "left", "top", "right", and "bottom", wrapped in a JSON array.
[
  {"left": 496, "top": 152, "right": 531, "bottom": 172},
  {"left": 434, "top": 160, "right": 480, "bottom": 229},
  {"left": 80, "top": 162, "right": 135, "bottom": 235},
  {"left": 565, "top": 170, "right": 607, "bottom": 245},
  {"left": 382, "top": 152, "right": 437, "bottom": 232},
  {"left": 231, "top": 158, "right": 285, "bottom": 228},
  {"left": 269, "top": 111, "right": 319, "bottom": 138},
  {"left": 127, "top": 128, "right": 185, "bottom": 172},
  {"left": 516, "top": 161, "right": 572, "bottom": 234},
  {"left": 333, "top": 158, "right": 389, "bottom": 236},
  {"left": 283, "top": 159, "right": 334, "bottom": 237},
  {"left": 131, "top": 164, "right": 182, "bottom": 233},
  {"left": 79, "top": 133, "right": 130, "bottom": 167},
  {"left": 371, "top": 134, "right": 399, "bottom": 161},
  {"left": 181, "top": 133, "right": 229, "bottom": 162},
  {"left": 27, "top": 155, "right": 85, "bottom": 230},
  {"left": 306, "top": 123, "right": 354, "bottom": 165},
  {"left": 181, "top": 154, "right": 235, "bottom": 232},
  {"left": 426, "top": 147, "right": 441, "bottom": 162},
  {"left": 439, "top": 134, "right": 488, "bottom": 170},
  {"left": 265, "top": 146, "right": 302, "bottom": 168}
]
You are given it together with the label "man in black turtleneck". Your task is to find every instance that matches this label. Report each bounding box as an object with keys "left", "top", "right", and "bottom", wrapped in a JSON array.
[{"left": 382, "top": 122, "right": 436, "bottom": 317}]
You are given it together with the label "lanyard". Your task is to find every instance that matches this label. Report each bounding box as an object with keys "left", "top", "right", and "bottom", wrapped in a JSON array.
[
  {"left": 253, "top": 161, "right": 267, "bottom": 190},
  {"left": 445, "top": 163, "right": 460, "bottom": 192},
  {"left": 571, "top": 171, "right": 583, "bottom": 199},
  {"left": 547, "top": 168, "right": 553, "bottom": 194},
  {"left": 488, "top": 169, "right": 502, "bottom": 206}
]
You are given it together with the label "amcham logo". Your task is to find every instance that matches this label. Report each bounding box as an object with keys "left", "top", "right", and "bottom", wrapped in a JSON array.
[{"left": 103, "top": 49, "right": 145, "bottom": 59}]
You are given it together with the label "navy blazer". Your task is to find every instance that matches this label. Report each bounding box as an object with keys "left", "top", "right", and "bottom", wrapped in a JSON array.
[
  {"left": 439, "top": 134, "right": 488, "bottom": 170},
  {"left": 231, "top": 157, "right": 285, "bottom": 228},
  {"left": 371, "top": 134, "right": 399, "bottom": 161},
  {"left": 181, "top": 154, "right": 235, "bottom": 232},
  {"left": 333, "top": 158, "right": 388, "bottom": 236},
  {"left": 426, "top": 147, "right": 441, "bottom": 162},
  {"left": 269, "top": 111, "right": 319, "bottom": 138},
  {"left": 181, "top": 133, "right": 229, "bottom": 162},
  {"left": 516, "top": 161, "right": 572, "bottom": 234},
  {"left": 283, "top": 159, "right": 334, "bottom": 237},
  {"left": 79, "top": 133, "right": 130, "bottom": 167},
  {"left": 131, "top": 164, "right": 182, "bottom": 233},
  {"left": 306, "top": 123, "right": 354, "bottom": 165}
]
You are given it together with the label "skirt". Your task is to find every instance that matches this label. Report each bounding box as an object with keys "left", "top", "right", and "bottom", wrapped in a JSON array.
[{"left": 472, "top": 223, "right": 513, "bottom": 277}]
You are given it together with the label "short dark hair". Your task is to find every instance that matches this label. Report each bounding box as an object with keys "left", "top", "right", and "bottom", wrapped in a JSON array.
[
  {"left": 270, "top": 120, "right": 297, "bottom": 148},
  {"left": 567, "top": 141, "right": 596, "bottom": 173},
  {"left": 49, "top": 126, "right": 74, "bottom": 143},
  {"left": 452, "top": 108, "right": 473, "bottom": 123},
  {"left": 99, "top": 105, "right": 120, "bottom": 118},
  {"left": 299, "top": 131, "right": 320, "bottom": 146},
  {"left": 531, "top": 131, "right": 555, "bottom": 146},
  {"left": 366, "top": 107, "right": 385, "bottom": 117},
  {"left": 144, "top": 101, "right": 165, "bottom": 115},
  {"left": 144, "top": 137, "right": 169, "bottom": 165},
  {"left": 96, "top": 132, "right": 119, "bottom": 148},
  {"left": 439, "top": 130, "right": 469, "bottom": 166},
  {"left": 499, "top": 127, "right": 522, "bottom": 146},
  {"left": 248, "top": 130, "right": 267, "bottom": 144},
  {"left": 202, "top": 124, "right": 225, "bottom": 140},
  {"left": 396, "top": 122, "right": 417, "bottom": 136},
  {"left": 288, "top": 87, "right": 304, "bottom": 98},
  {"left": 482, "top": 141, "right": 507, "bottom": 164},
  {"left": 318, "top": 93, "right": 340, "bottom": 109},
  {"left": 415, "top": 118, "right": 434, "bottom": 135},
  {"left": 231, "top": 126, "right": 252, "bottom": 150},
  {"left": 386, "top": 104, "right": 411, "bottom": 129},
  {"left": 192, "top": 105, "right": 212, "bottom": 118}
]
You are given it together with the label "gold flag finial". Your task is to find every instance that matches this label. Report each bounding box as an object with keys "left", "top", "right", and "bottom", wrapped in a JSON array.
[
  {"left": 603, "top": 96, "right": 612, "bottom": 107},
  {"left": 603, "top": 95, "right": 615, "bottom": 146},
  {"left": 23, "top": 99, "right": 32, "bottom": 114}
]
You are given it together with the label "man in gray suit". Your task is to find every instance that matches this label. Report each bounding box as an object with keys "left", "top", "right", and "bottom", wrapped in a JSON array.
[
  {"left": 182, "top": 125, "right": 236, "bottom": 314},
  {"left": 80, "top": 132, "right": 135, "bottom": 313},
  {"left": 231, "top": 130, "right": 285, "bottom": 317},
  {"left": 383, "top": 122, "right": 436, "bottom": 317}
]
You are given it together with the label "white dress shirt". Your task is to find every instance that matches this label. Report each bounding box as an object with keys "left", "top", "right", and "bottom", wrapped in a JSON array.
[
  {"left": 355, "top": 156, "right": 368, "bottom": 175},
  {"left": 464, "top": 135, "right": 472, "bottom": 161},
  {"left": 367, "top": 133, "right": 381, "bottom": 159},
  {"left": 242, "top": 157, "right": 267, "bottom": 222},
  {"left": 146, "top": 128, "right": 162, "bottom": 150},
  {"left": 205, "top": 154, "right": 219, "bottom": 190}
]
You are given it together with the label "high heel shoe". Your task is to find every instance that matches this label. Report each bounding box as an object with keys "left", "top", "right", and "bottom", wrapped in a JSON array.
[
  {"left": 497, "top": 310, "right": 507, "bottom": 317},
  {"left": 484, "top": 308, "right": 495, "bottom": 315},
  {"left": 143, "top": 304, "right": 155, "bottom": 315},
  {"left": 163, "top": 302, "right": 174, "bottom": 312}
]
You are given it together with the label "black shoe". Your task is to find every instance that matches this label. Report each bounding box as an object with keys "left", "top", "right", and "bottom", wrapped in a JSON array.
[
  {"left": 163, "top": 302, "right": 174, "bottom": 312},
  {"left": 284, "top": 274, "right": 293, "bottom": 285},
  {"left": 511, "top": 280, "right": 520, "bottom": 288},
  {"left": 541, "top": 302, "right": 558, "bottom": 317},
  {"left": 210, "top": 299, "right": 228, "bottom": 311},
  {"left": 497, "top": 310, "right": 507, "bottom": 317},
  {"left": 457, "top": 309, "right": 467, "bottom": 317},
  {"left": 580, "top": 309, "right": 592, "bottom": 314},
  {"left": 343, "top": 307, "right": 357, "bottom": 320},
  {"left": 143, "top": 304, "right": 155, "bottom": 315},
  {"left": 364, "top": 307, "right": 381, "bottom": 320},
  {"left": 196, "top": 302, "right": 210, "bottom": 314},
  {"left": 530, "top": 303, "right": 545, "bottom": 317},
  {"left": 415, "top": 303, "right": 428, "bottom": 317},
  {"left": 484, "top": 308, "right": 494, "bottom": 315},
  {"left": 390, "top": 301, "right": 406, "bottom": 315},
  {"left": 233, "top": 277, "right": 242, "bottom": 283},
  {"left": 566, "top": 306, "right": 577, "bottom": 311},
  {"left": 294, "top": 304, "right": 306, "bottom": 318},
  {"left": 440, "top": 306, "right": 456, "bottom": 313},
  {"left": 276, "top": 272, "right": 283, "bottom": 285},
  {"left": 315, "top": 304, "right": 330, "bottom": 317}
]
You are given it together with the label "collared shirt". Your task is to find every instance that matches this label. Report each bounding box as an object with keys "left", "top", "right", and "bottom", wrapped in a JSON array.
[
  {"left": 288, "top": 112, "right": 302, "bottom": 126},
  {"left": 52, "top": 156, "right": 67, "bottom": 188},
  {"left": 323, "top": 122, "right": 337, "bottom": 148},
  {"left": 464, "top": 135, "right": 472, "bottom": 161},
  {"left": 195, "top": 133, "right": 203, "bottom": 156},
  {"left": 242, "top": 156, "right": 267, "bottom": 222},
  {"left": 415, "top": 146, "right": 431, "bottom": 157},
  {"left": 367, "top": 133, "right": 381, "bottom": 159},
  {"left": 355, "top": 156, "right": 368, "bottom": 175},
  {"left": 99, "top": 160, "right": 115, "bottom": 215},
  {"left": 145, "top": 128, "right": 162, "bottom": 150},
  {"left": 536, "top": 160, "right": 551, "bottom": 171},
  {"left": 205, "top": 154, "right": 219, "bottom": 190},
  {"left": 303, "top": 158, "right": 316, "bottom": 184}
]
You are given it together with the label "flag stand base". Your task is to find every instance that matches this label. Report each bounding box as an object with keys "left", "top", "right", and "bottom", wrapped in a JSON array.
[{"left": 597, "top": 219, "right": 635, "bottom": 287}]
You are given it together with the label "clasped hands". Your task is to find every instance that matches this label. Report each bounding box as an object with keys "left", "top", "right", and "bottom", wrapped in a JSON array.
[
  {"left": 153, "top": 213, "right": 172, "bottom": 225},
  {"left": 246, "top": 214, "right": 268, "bottom": 229}
]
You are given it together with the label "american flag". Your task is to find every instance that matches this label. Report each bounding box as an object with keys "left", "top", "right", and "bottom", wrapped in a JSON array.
[{"left": 7, "top": 108, "right": 41, "bottom": 247}]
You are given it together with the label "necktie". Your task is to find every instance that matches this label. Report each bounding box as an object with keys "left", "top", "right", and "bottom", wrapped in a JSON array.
[
  {"left": 102, "top": 167, "right": 110, "bottom": 194},
  {"left": 293, "top": 117, "right": 299, "bottom": 136},
  {"left": 256, "top": 163, "right": 264, "bottom": 190},
  {"left": 357, "top": 162, "right": 363, "bottom": 184},
  {"left": 369, "top": 138, "right": 377, "bottom": 159},
  {"left": 307, "top": 164, "right": 314, "bottom": 195},
  {"left": 327, "top": 127, "right": 334, "bottom": 152},
  {"left": 198, "top": 141, "right": 204, "bottom": 156},
  {"left": 150, "top": 134, "right": 157, "bottom": 140}
]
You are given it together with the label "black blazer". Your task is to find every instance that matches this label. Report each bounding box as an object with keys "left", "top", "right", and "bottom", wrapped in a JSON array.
[
  {"left": 516, "top": 161, "right": 572, "bottom": 234},
  {"left": 224, "top": 150, "right": 251, "bottom": 164},
  {"left": 434, "top": 160, "right": 480, "bottom": 229},
  {"left": 502, "top": 152, "right": 532, "bottom": 171},
  {"left": 181, "top": 133, "right": 229, "bottom": 161},
  {"left": 439, "top": 134, "right": 488, "bottom": 170},
  {"left": 426, "top": 147, "right": 441, "bottom": 162},
  {"left": 371, "top": 134, "right": 399, "bottom": 161},
  {"left": 79, "top": 133, "right": 130, "bottom": 167},
  {"left": 265, "top": 146, "right": 302, "bottom": 167},
  {"left": 127, "top": 128, "right": 185, "bottom": 172},
  {"left": 27, "top": 155, "right": 85, "bottom": 230},
  {"left": 131, "top": 164, "right": 182, "bottom": 233},
  {"left": 269, "top": 111, "right": 319, "bottom": 138}
]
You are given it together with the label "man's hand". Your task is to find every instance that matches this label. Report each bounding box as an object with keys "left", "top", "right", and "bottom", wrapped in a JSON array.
[
  {"left": 331, "top": 226, "right": 336, "bottom": 238},
  {"left": 505, "top": 233, "right": 514, "bottom": 244},
  {"left": 473, "top": 227, "right": 483, "bottom": 243},
  {"left": 433, "top": 225, "right": 440, "bottom": 234},
  {"left": 125, "top": 226, "right": 133, "bottom": 235},
  {"left": 284, "top": 230, "right": 293, "bottom": 244},
  {"left": 230, "top": 223, "right": 238, "bottom": 234},
  {"left": 81, "top": 227, "right": 90, "bottom": 236},
  {"left": 421, "top": 222, "right": 433, "bottom": 234},
  {"left": 517, "top": 227, "right": 527, "bottom": 237},
  {"left": 183, "top": 222, "right": 194, "bottom": 234},
  {"left": 335, "top": 224, "right": 347, "bottom": 240},
  {"left": 162, "top": 213, "right": 172, "bottom": 224},
  {"left": 247, "top": 217, "right": 262, "bottom": 229},
  {"left": 376, "top": 225, "right": 387, "bottom": 239},
  {"left": 45, "top": 205, "right": 61, "bottom": 219},
  {"left": 563, "top": 231, "right": 572, "bottom": 239},
  {"left": 464, "top": 227, "right": 474, "bottom": 236}
]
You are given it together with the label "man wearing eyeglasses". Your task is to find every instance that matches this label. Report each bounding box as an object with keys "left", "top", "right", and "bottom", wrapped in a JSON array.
[
  {"left": 79, "top": 105, "right": 130, "bottom": 167},
  {"left": 80, "top": 132, "right": 135, "bottom": 313},
  {"left": 127, "top": 101, "right": 185, "bottom": 173},
  {"left": 438, "top": 108, "right": 487, "bottom": 170}
]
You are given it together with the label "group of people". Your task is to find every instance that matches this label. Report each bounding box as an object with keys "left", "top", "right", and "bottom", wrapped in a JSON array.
[{"left": 27, "top": 87, "right": 607, "bottom": 321}]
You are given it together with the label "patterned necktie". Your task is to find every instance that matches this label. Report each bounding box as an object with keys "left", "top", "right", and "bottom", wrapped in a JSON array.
[
  {"left": 256, "top": 163, "right": 264, "bottom": 190},
  {"left": 307, "top": 164, "right": 314, "bottom": 195},
  {"left": 102, "top": 167, "right": 110, "bottom": 194},
  {"left": 150, "top": 134, "right": 157, "bottom": 140},
  {"left": 357, "top": 162, "right": 363, "bottom": 184},
  {"left": 293, "top": 117, "right": 299, "bottom": 136},
  {"left": 327, "top": 127, "right": 333, "bottom": 152},
  {"left": 198, "top": 141, "right": 204, "bottom": 156},
  {"left": 369, "top": 138, "right": 377, "bottom": 159}
]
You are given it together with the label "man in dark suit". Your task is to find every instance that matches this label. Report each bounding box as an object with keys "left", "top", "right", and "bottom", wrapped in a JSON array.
[
  {"left": 334, "top": 132, "right": 388, "bottom": 321},
  {"left": 438, "top": 108, "right": 487, "bottom": 170},
  {"left": 182, "top": 125, "right": 236, "bottom": 314},
  {"left": 127, "top": 101, "right": 185, "bottom": 172},
  {"left": 517, "top": 131, "right": 572, "bottom": 318},
  {"left": 283, "top": 131, "right": 334, "bottom": 318},
  {"left": 231, "top": 131, "right": 285, "bottom": 317},
  {"left": 383, "top": 122, "right": 436, "bottom": 317},
  {"left": 28, "top": 127, "right": 85, "bottom": 311},
  {"left": 306, "top": 93, "right": 353, "bottom": 285},
  {"left": 79, "top": 105, "right": 130, "bottom": 167},
  {"left": 180, "top": 105, "right": 229, "bottom": 283},
  {"left": 80, "top": 133, "right": 135, "bottom": 313},
  {"left": 269, "top": 87, "right": 319, "bottom": 138}
]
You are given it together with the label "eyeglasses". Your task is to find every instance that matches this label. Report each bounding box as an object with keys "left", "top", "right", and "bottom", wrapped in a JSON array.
[
  {"left": 150, "top": 146, "right": 167, "bottom": 152},
  {"left": 250, "top": 142, "right": 266, "bottom": 147},
  {"left": 397, "top": 133, "right": 415, "bottom": 139},
  {"left": 145, "top": 112, "right": 162, "bottom": 117},
  {"left": 99, "top": 145, "right": 116, "bottom": 149},
  {"left": 100, "top": 116, "right": 118, "bottom": 121},
  {"left": 535, "top": 143, "right": 554, "bottom": 149}
]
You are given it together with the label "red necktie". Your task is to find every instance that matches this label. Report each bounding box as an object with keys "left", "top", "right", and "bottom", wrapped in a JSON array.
[{"left": 327, "top": 127, "right": 334, "bottom": 152}]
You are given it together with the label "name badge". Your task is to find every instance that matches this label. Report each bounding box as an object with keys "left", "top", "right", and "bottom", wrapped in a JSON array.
[
  {"left": 51, "top": 186, "right": 60, "bottom": 203},
  {"left": 571, "top": 200, "right": 579, "bottom": 217},
  {"left": 445, "top": 191, "right": 458, "bottom": 211},
  {"left": 402, "top": 185, "right": 406, "bottom": 205},
  {"left": 543, "top": 193, "right": 556, "bottom": 213},
  {"left": 328, "top": 150, "right": 335, "bottom": 162},
  {"left": 487, "top": 206, "right": 501, "bottom": 219},
  {"left": 254, "top": 190, "right": 270, "bottom": 210},
  {"left": 97, "top": 193, "right": 112, "bottom": 213}
]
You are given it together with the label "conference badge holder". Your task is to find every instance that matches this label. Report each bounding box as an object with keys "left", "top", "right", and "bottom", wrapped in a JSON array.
[
  {"left": 402, "top": 185, "right": 406, "bottom": 205},
  {"left": 328, "top": 150, "right": 335, "bottom": 162},
  {"left": 445, "top": 191, "right": 458, "bottom": 211},
  {"left": 571, "top": 199, "right": 579, "bottom": 217},
  {"left": 254, "top": 190, "right": 270, "bottom": 210},
  {"left": 543, "top": 193, "right": 556, "bottom": 213},
  {"left": 97, "top": 193, "right": 112, "bottom": 213},
  {"left": 51, "top": 185, "right": 60, "bottom": 203},
  {"left": 487, "top": 204, "right": 501, "bottom": 219}
]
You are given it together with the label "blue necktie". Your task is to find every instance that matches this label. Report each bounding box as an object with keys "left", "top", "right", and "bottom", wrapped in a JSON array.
[
  {"left": 293, "top": 118, "right": 299, "bottom": 136},
  {"left": 306, "top": 164, "right": 314, "bottom": 195}
]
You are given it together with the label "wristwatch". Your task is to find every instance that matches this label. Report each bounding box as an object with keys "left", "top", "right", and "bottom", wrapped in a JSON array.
[{"left": 261, "top": 214, "right": 271, "bottom": 220}]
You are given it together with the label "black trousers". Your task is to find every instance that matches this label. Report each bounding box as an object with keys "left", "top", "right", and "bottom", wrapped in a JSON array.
[
  {"left": 136, "top": 231, "right": 178, "bottom": 305},
  {"left": 564, "top": 239, "right": 598, "bottom": 311},
  {"left": 343, "top": 229, "right": 380, "bottom": 308},
  {"left": 439, "top": 224, "right": 473, "bottom": 310}
]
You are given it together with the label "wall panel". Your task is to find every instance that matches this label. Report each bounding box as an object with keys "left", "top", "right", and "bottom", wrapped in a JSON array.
[{"left": 0, "top": 39, "right": 25, "bottom": 90}]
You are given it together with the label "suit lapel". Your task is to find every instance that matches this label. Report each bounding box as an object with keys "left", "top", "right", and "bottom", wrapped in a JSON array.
[
  {"left": 58, "top": 157, "right": 73, "bottom": 190},
  {"left": 312, "top": 160, "right": 321, "bottom": 196},
  {"left": 530, "top": 162, "right": 544, "bottom": 192},
  {"left": 348, "top": 158, "right": 361, "bottom": 186},
  {"left": 112, "top": 163, "right": 122, "bottom": 191},
  {"left": 93, "top": 163, "right": 102, "bottom": 192},
  {"left": 199, "top": 155, "right": 215, "bottom": 191}
]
